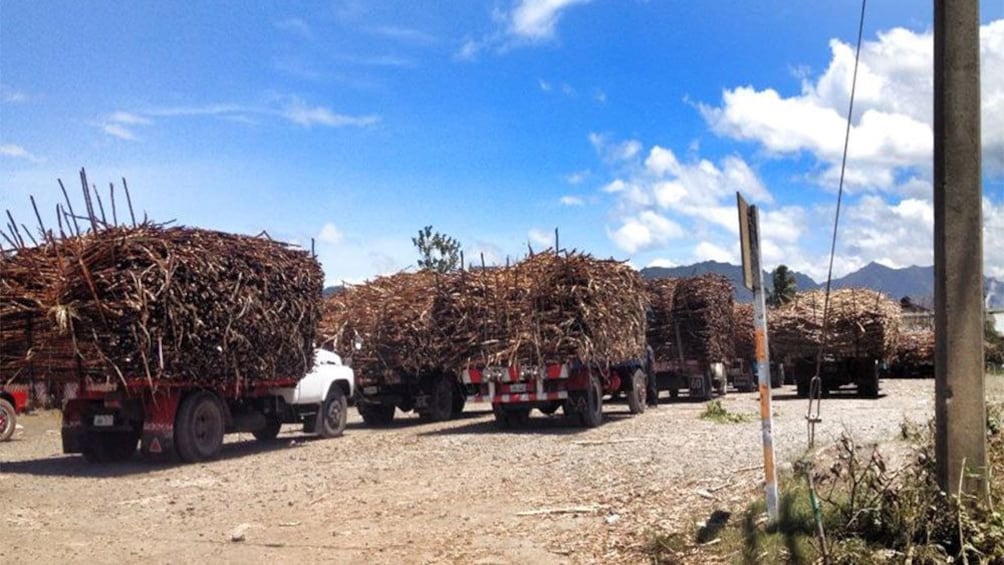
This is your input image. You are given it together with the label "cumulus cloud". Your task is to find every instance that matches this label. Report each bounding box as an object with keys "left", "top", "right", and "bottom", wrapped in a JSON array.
[
  {"left": 508, "top": 0, "right": 591, "bottom": 42},
  {"left": 565, "top": 169, "right": 589, "bottom": 184},
  {"left": 647, "top": 258, "right": 677, "bottom": 268},
  {"left": 457, "top": 0, "right": 591, "bottom": 59},
  {"left": 700, "top": 19, "right": 1004, "bottom": 186},
  {"left": 559, "top": 195, "right": 585, "bottom": 206},
  {"left": 695, "top": 241, "right": 736, "bottom": 264},
  {"left": 608, "top": 211, "right": 684, "bottom": 254},
  {"left": 318, "top": 222, "right": 344, "bottom": 244},
  {"left": 528, "top": 227, "right": 554, "bottom": 248}
]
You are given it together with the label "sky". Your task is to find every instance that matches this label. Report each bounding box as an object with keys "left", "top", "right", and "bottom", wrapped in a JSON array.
[{"left": 2, "top": 0, "right": 1003, "bottom": 286}]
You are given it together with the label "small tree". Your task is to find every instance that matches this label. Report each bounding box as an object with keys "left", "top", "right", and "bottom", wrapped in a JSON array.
[
  {"left": 412, "top": 225, "right": 461, "bottom": 273},
  {"left": 768, "top": 264, "right": 797, "bottom": 306}
]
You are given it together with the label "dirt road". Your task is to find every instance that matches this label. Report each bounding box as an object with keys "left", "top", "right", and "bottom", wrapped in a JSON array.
[{"left": 2, "top": 379, "right": 1000, "bottom": 564}]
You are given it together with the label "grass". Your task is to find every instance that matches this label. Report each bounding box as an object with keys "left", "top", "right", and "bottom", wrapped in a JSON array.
[
  {"left": 653, "top": 403, "right": 1004, "bottom": 564},
  {"left": 700, "top": 399, "right": 752, "bottom": 424}
]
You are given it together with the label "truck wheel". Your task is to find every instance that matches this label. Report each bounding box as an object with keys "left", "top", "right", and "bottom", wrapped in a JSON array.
[
  {"left": 175, "top": 391, "right": 224, "bottom": 462},
  {"left": 451, "top": 383, "right": 466, "bottom": 418},
  {"left": 421, "top": 374, "right": 454, "bottom": 422},
  {"left": 358, "top": 403, "right": 396, "bottom": 426},
  {"left": 317, "top": 386, "right": 348, "bottom": 438},
  {"left": 252, "top": 416, "right": 282, "bottom": 441},
  {"left": 626, "top": 369, "right": 647, "bottom": 415},
  {"left": 796, "top": 376, "right": 810, "bottom": 398},
  {"left": 579, "top": 372, "right": 603, "bottom": 428},
  {"left": 82, "top": 431, "right": 139, "bottom": 463},
  {"left": 0, "top": 398, "right": 15, "bottom": 441},
  {"left": 859, "top": 367, "right": 880, "bottom": 398}
]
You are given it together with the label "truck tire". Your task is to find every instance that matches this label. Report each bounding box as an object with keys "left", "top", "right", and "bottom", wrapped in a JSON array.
[
  {"left": 82, "top": 431, "right": 139, "bottom": 463},
  {"left": 451, "top": 383, "right": 466, "bottom": 418},
  {"left": 796, "top": 375, "right": 810, "bottom": 398},
  {"left": 316, "top": 385, "right": 348, "bottom": 438},
  {"left": 175, "top": 391, "right": 224, "bottom": 462},
  {"left": 358, "top": 403, "right": 396, "bottom": 426},
  {"left": 626, "top": 369, "right": 647, "bottom": 415},
  {"left": 0, "top": 398, "right": 15, "bottom": 442},
  {"left": 579, "top": 372, "right": 603, "bottom": 428},
  {"left": 252, "top": 416, "right": 282, "bottom": 441},
  {"left": 859, "top": 365, "right": 880, "bottom": 398},
  {"left": 420, "top": 374, "right": 453, "bottom": 422}
]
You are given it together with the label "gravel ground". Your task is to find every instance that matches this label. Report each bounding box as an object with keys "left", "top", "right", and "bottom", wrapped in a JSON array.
[{"left": 2, "top": 378, "right": 1001, "bottom": 564}]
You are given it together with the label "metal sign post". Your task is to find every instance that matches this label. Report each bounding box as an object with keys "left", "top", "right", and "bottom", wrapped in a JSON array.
[{"left": 737, "top": 192, "right": 779, "bottom": 524}]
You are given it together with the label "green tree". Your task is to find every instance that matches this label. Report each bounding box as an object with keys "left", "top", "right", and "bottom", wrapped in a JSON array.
[
  {"left": 767, "top": 264, "right": 797, "bottom": 306},
  {"left": 412, "top": 225, "right": 461, "bottom": 273}
]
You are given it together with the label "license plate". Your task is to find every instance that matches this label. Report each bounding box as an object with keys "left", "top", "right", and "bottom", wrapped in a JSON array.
[
  {"left": 93, "top": 414, "right": 114, "bottom": 427},
  {"left": 363, "top": 386, "right": 379, "bottom": 395},
  {"left": 509, "top": 383, "right": 528, "bottom": 393}
]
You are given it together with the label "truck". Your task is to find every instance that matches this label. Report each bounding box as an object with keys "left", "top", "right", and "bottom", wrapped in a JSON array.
[
  {"left": 791, "top": 355, "right": 880, "bottom": 398},
  {"left": 354, "top": 369, "right": 471, "bottom": 426},
  {"left": 60, "top": 348, "right": 354, "bottom": 463},
  {"left": 653, "top": 357, "right": 727, "bottom": 400},
  {"left": 460, "top": 357, "right": 650, "bottom": 428},
  {"left": 0, "top": 384, "right": 29, "bottom": 441}
]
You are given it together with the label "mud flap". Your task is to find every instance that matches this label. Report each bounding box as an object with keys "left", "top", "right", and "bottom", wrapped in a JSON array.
[
  {"left": 141, "top": 391, "right": 181, "bottom": 460},
  {"left": 61, "top": 399, "right": 86, "bottom": 454}
]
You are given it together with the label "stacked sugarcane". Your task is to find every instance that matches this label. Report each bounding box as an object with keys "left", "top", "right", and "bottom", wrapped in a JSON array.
[
  {"left": 1, "top": 173, "right": 323, "bottom": 391},
  {"left": 769, "top": 288, "right": 901, "bottom": 360},
  {"left": 321, "top": 250, "right": 649, "bottom": 373},
  {"left": 325, "top": 270, "right": 461, "bottom": 378},
  {"left": 894, "top": 328, "right": 935, "bottom": 366},
  {"left": 733, "top": 302, "right": 756, "bottom": 361},
  {"left": 670, "top": 274, "right": 736, "bottom": 363},
  {"left": 644, "top": 278, "right": 679, "bottom": 361}
]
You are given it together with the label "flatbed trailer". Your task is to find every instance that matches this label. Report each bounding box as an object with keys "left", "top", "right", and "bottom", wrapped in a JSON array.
[
  {"left": 792, "top": 356, "right": 880, "bottom": 398},
  {"left": 60, "top": 349, "right": 354, "bottom": 462},
  {"left": 461, "top": 358, "right": 650, "bottom": 428},
  {"left": 652, "top": 358, "right": 727, "bottom": 400}
]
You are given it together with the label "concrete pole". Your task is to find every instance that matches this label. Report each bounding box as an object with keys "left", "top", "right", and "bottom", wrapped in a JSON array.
[{"left": 933, "top": 0, "right": 988, "bottom": 500}]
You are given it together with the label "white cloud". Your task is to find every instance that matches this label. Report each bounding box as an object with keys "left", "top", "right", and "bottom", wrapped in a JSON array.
[
  {"left": 508, "top": 0, "right": 591, "bottom": 42},
  {"left": 565, "top": 169, "right": 589, "bottom": 184},
  {"left": 701, "top": 19, "right": 1004, "bottom": 186},
  {"left": 318, "top": 222, "right": 344, "bottom": 244},
  {"left": 367, "top": 26, "right": 438, "bottom": 45},
  {"left": 984, "top": 197, "right": 1004, "bottom": 279},
  {"left": 0, "top": 144, "right": 44, "bottom": 163},
  {"left": 528, "top": 227, "right": 555, "bottom": 248},
  {"left": 101, "top": 123, "right": 138, "bottom": 140},
  {"left": 538, "top": 78, "right": 552, "bottom": 92},
  {"left": 647, "top": 258, "right": 677, "bottom": 268},
  {"left": 1, "top": 84, "right": 27, "bottom": 103},
  {"left": 594, "top": 90, "right": 607, "bottom": 104},
  {"left": 282, "top": 100, "right": 380, "bottom": 128},
  {"left": 695, "top": 241, "right": 736, "bottom": 263},
  {"left": 608, "top": 211, "right": 684, "bottom": 254},
  {"left": 561, "top": 82, "right": 576, "bottom": 96},
  {"left": 559, "top": 195, "right": 585, "bottom": 206}
]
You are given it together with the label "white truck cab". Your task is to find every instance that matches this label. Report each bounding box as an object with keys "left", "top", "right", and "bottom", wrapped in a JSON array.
[{"left": 266, "top": 348, "right": 355, "bottom": 439}]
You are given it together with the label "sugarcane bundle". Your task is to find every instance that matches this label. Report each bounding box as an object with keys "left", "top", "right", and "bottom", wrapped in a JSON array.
[
  {"left": 670, "top": 274, "right": 736, "bottom": 363},
  {"left": 645, "top": 278, "right": 679, "bottom": 361},
  {"left": 0, "top": 243, "right": 63, "bottom": 379},
  {"left": 2, "top": 224, "right": 323, "bottom": 387},
  {"left": 733, "top": 302, "right": 756, "bottom": 361},
  {"left": 327, "top": 270, "right": 457, "bottom": 377},
  {"left": 769, "top": 288, "right": 901, "bottom": 359},
  {"left": 894, "top": 328, "right": 935, "bottom": 365}
]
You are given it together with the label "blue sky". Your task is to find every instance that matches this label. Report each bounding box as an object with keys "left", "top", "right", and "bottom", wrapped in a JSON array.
[{"left": 2, "top": 1, "right": 1003, "bottom": 285}]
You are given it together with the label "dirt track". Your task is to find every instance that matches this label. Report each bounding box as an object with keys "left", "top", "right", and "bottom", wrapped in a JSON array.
[{"left": 2, "top": 378, "right": 1001, "bottom": 564}]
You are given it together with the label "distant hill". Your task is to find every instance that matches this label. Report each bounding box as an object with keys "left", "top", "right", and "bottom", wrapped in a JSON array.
[
  {"left": 322, "top": 285, "right": 344, "bottom": 298},
  {"left": 639, "top": 261, "right": 817, "bottom": 302},
  {"left": 640, "top": 260, "right": 1002, "bottom": 308}
]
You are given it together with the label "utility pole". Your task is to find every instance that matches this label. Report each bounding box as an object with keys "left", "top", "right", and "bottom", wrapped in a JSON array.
[
  {"left": 933, "top": 0, "right": 988, "bottom": 500},
  {"left": 737, "top": 192, "right": 779, "bottom": 523}
]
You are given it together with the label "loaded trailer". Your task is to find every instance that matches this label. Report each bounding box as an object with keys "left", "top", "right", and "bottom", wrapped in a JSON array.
[
  {"left": 461, "top": 357, "right": 650, "bottom": 428},
  {"left": 60, "top": 349, "right": 354, "bottom": 462},
  {"left": 354, "top": 368, "right": 472, "bottom": 426}
]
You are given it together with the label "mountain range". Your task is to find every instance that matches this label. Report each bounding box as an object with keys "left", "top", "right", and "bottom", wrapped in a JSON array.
[{"left": 640, "top": 261, "right": 1003, "bottom": 309}]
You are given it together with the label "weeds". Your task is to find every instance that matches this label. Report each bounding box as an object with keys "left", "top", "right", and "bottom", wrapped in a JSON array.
[{"left": 700, "top": 399, "right": 752, "bottom": 424}]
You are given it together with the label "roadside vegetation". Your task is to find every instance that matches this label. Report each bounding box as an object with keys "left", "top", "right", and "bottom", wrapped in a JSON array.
[
  {"left": 654, "top": 403, "right": 1004, "bottom": 564},
  {"left": 700, "top": 399, "right": 753, "bottom": 424}
]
